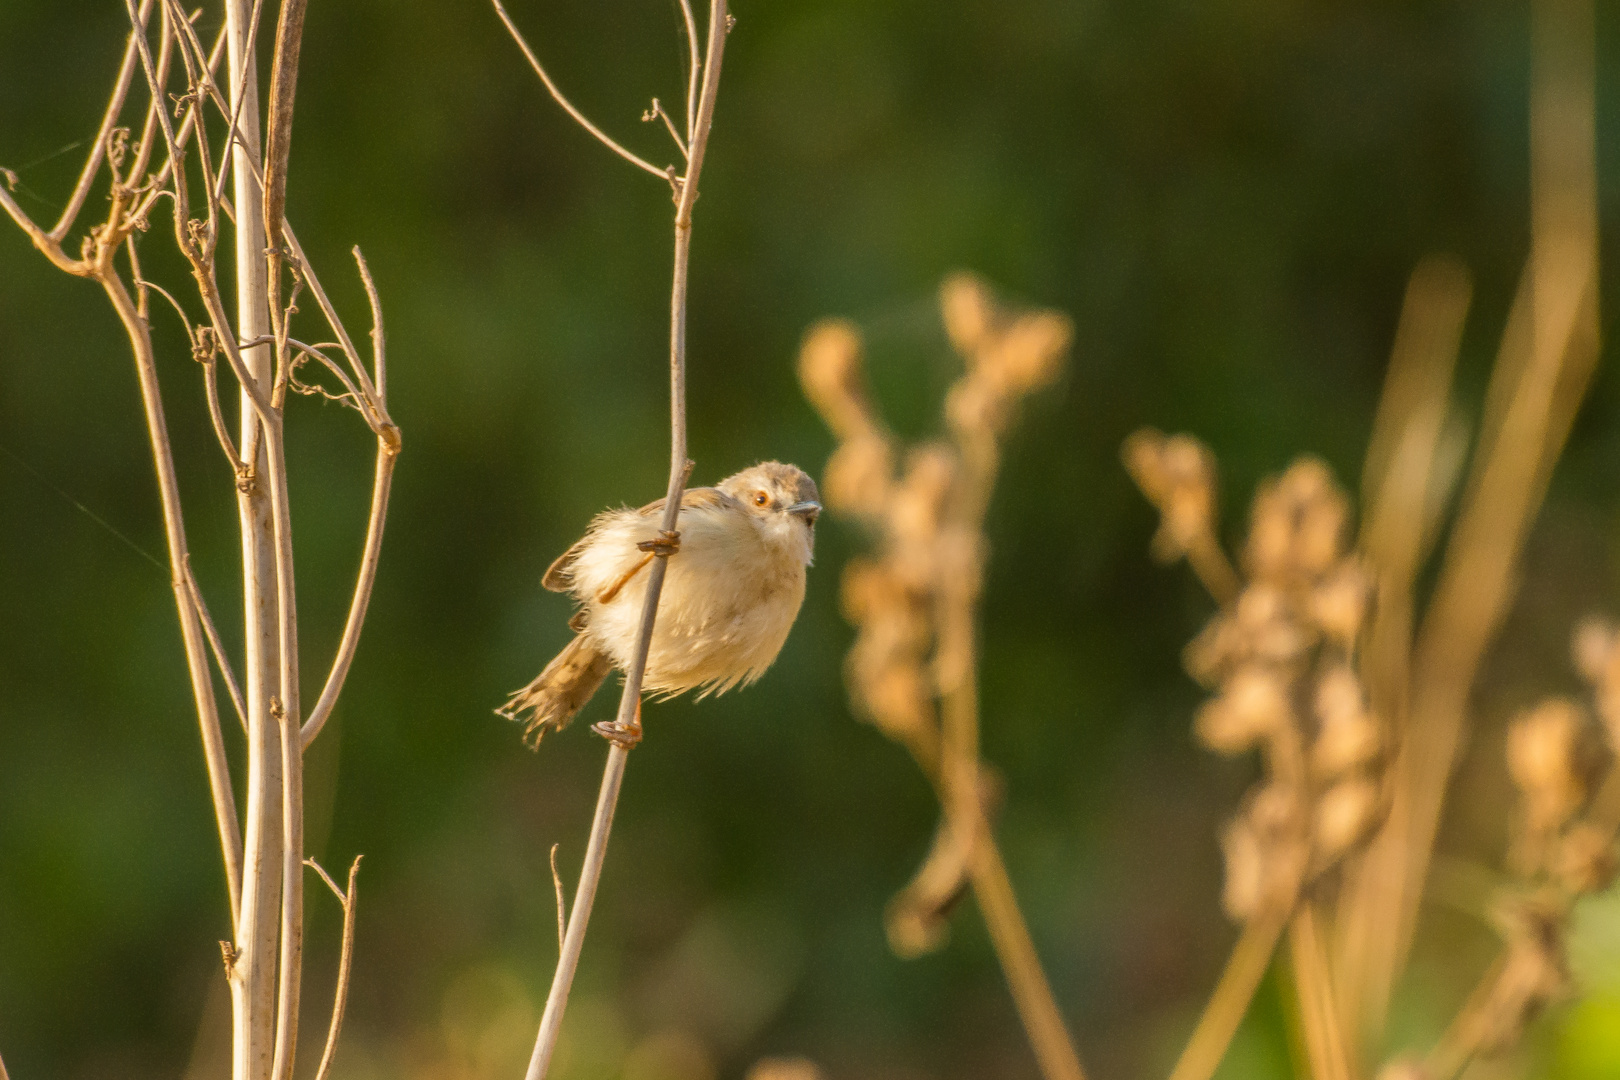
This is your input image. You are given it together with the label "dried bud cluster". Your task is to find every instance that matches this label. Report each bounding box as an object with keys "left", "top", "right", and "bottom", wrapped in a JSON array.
[
  {"left": 1503, "top": 618, "right": 1620, "bottom": 894},
  {"left": 799, "top": 274, "right": 1071, "bottom": 956},
  {"left": 1135, "top": 449, "right": 1383, "bottom": 923},
  {"left": 1122, "top": 429, "right": 1220, "bottom": 564},
  {"left": 941, "top": 273, "right": 1072, "bottom": 444}
]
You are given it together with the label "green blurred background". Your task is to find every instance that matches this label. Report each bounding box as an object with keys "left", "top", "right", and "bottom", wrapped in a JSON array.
[{"left": 4, "top": 1, "right": 1620, "bottom": 1078}]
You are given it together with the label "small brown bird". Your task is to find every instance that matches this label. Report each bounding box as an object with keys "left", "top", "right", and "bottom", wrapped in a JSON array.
[{"left": 500, "top": 461, "right": 821, "bottom": 744}]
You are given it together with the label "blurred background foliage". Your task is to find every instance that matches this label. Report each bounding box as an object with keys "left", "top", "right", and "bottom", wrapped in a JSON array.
[{"left": 3, "top": 1, "right": 1620, "bottom": 1078}]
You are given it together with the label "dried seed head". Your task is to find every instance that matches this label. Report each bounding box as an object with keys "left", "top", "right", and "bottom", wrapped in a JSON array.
[
  {"left": 985, "top": 311, "right": 1072, "bottom": 395},
  {"left": 943, "top": 377, "right": 1005, "bottom": 440},
  {"left": 1309, "top": 560, "right": 1373, "bottom": 648},
  {"left": 1195, "top": 665, "right": 1291, "bottom": 754},
  {"left": 849, "top": 658, "right": 934, "bottom": 744},
  {"left": 1245, "top": 457, "right": 1349, "bottom": 583},
  {"left": 823, "top": 432, "right": 895, "bottom": 519},
  {"left": 1312, "top": 665, "right": 1380, "bottom": 777},
  {"left": 1375, "top": 1059, "right": 1427, "bottom": 1080},
  {"left": 1507, "top": 699, "right": 1604, "bottom": 831},
  {"left": 797, "top": 319, "right": 874, "bottom": 439},
  {"left": 1314, "top": 776, "right": 1378, "bottom": 859},
  {"left": 1571, "top": 616, "right": 1615, "bottom": 686},
  {"left": 747, "top": 1059, "right": 825, "bottom": 1080},
  {"left": 1220, "top": 815, "right": 1265, "bottom": 922},
  {"left": 1122, "top": 429, "right": 1220, "bottom": 562},
  {"left": 1572, "top": 616, "right": 1620, "bottom": 750},
  {"left": 890, "top": 446, "right": 956, "bottom": 546},
  {"left": 941, "top": 272, "right": 995, "bottom": 357},
  {"left": 1555, "top": 822, "right": 1618, "bottom": 895}
]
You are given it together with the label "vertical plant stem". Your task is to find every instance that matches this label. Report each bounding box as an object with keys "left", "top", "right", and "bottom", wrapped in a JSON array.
[
  {"left": 222, "top": 0, "right": 283, "bottom": 1075},
  {"left": 101, "top": 267, "right": 244, "bottom": 927},
  {"left": 521, "top": 6, "right": 727, "bottom": 1079},
  {"left": 261, "top": 1, "right": 312, "bottom": 1072},
  {"left": 1289, "top": 902, "right": 1353, "bottom": 1080},
  {"left": 1166, "top": 905, "right": 1288, "bottom": 1080},
  {"left": 968, "top": 836, "right": 1088, "bottom": 1080},
  {"left": 1342, "top": 0, "right": 1599, "bottom": 1044}
]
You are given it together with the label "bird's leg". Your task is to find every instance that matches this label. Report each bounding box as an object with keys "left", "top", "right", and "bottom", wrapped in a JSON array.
[
  {"left": 597, "top": 553, "right": 654, "bottom": 604},
  {"left": 592, "top": 698, "right": 644, "bottom": 748}
]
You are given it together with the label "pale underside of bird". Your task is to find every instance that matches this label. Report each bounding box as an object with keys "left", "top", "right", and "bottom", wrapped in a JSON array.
[{"left": 499, "top": 461, "right": 821, "bottom": 745}]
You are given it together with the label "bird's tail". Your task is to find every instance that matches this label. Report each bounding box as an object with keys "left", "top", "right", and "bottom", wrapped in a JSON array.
[{"left": 498, "top": 634, "right": 614, "bottom": 747}]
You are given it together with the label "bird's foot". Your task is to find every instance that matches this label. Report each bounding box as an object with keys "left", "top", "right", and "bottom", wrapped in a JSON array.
[
  {"left": 592, "top": 700, "right": 644, "bottom": 748},
  {"left": 636, "top": 530, "right": 681, "bottom": 557}
]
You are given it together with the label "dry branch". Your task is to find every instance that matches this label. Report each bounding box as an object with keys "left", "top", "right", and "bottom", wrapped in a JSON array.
[{"left": 497, "top": 3, "right": 730, "bottom": 1078}]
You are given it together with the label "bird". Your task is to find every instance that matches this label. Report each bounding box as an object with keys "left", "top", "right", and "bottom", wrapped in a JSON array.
[{"left": 499, "top": 461, "right": 821, "bottom": 746}]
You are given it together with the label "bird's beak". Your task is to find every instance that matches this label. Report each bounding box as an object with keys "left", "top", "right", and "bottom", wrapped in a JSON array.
[{"left": 785, "top": 500, "right": 822, "bottom": 522}]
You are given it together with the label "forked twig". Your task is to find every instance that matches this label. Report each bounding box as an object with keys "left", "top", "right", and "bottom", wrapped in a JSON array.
[
  {"left": 490, "top": 0, "right": 670, "bottom": 180},
  {"left": 518, "top": 5, "right": 728, "bottom": 1079},
  {"left": 306, "top": 856, "right": 362, "bottom": 1080},
  {"left": 49, "top": 0, "right": 154, "bottom": 242}
]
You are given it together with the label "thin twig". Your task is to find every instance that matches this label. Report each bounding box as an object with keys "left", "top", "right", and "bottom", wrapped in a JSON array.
[
  {"left": 550, "top": 843, "right": 566, "bottom": 953},
  {"left": 969, "top": 837, "right": 1088, "bottom": 1080},
  {"left": 1166, "top": 905, "right": 1289, "bottom": 1080},
  {"left": 101, "top": 267, "right": 245, "bottom": 927},
  {"left": 261, "top": 0, "right": 308, "bottom": 251},
  {"left": 307, "top": 856, "right": 362, "bottom": 1080},
  {"left": 301, "top": 444, "right": 397, "bottom": 746},
  {"left": 48, "top": 0, "right": 154, "bottom": 242},
  {"left": 185, "top": 558, "right": 250, "bottom": 736},
  {"left": 1288, "top": 901, "right": 1353, "bottom": 1080},
  {"left": 643, "top": 98, "right": 688, "bottom": 159},
  {"left": 1345, "top": 0, "right": 1599, "bottom": 1039},
  {"left": 521, "top": 6, "right": 727, "bottom": 1079},
  {"left": 123, "top": 6, "right": 172, "bottom": 189},
  {"left": 490, "top": 0, "right": 671, "bottom": 180},
  {"left": 676, "top": 0, "right": 700, "bottom": 140}
]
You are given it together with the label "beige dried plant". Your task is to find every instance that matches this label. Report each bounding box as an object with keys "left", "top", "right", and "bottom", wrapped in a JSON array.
[
  {"left": 800, "top": 274, "right": 1085, "bottom": 1080},
  {"left": 1124, "top": 3, "right": 1603, "bottom": 1077},
  {"left": 1128, "top": 438, "right": 1380, "bottom": 1080},
  {"left": 0, "top": 3, "right": 396, "bottom": 1080}
]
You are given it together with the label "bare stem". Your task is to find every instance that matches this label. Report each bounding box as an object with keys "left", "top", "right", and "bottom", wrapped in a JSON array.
[
  {"left": 1288, "top": 902, "right": 1353, "bottom": 1080},
  {"left": 186, "top": 558, "right": 251, "bottom": 735},
  {"left": 490, "top": 0, "right": 670, "bottom": 180},
  {"left": 302, "top": 443, "right": 398, "bottom": 746},
  {"left": 1166, "top": 905, "right": 1289, "bottom": 1080},
  {"left": 102, "top": 267, "right": 245, "bottom": 927},
  {"left": 1342, "top": 0, "right": 1599, "bottom": 1041},
  {"left": 309, "top": 857, "right": 362, "bottom": 1080},
  {"left": 969, "top": 837, "right": 1088, "bottom": 1080},
  {"left": 49, "top": 0, "right": 153, "bottom": 242},
  {"left": 520, "top": 6, "right": 727, "bottom": 1079}
]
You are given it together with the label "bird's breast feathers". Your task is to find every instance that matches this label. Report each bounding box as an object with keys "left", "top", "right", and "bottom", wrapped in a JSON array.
[{"left": 562, "top": 494, "right": 809, "bottom": 696}]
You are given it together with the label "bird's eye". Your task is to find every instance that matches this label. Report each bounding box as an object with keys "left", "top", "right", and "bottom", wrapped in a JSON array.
[{"left": 753, "top": 490, "right": 770, "bottom": 507}]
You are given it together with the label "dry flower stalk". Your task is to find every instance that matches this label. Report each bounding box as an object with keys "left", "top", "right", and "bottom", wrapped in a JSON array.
[
  {"left": 1409, "top": 615, "right": 1620, "bottom": 1080},
  {"left": 0, "top": 3, "right": 397, "bottom": 1079},
  {"left": 801, "top": 273, "right": 1086, "bottom": 1080},
  {"left": 1129, "top": 436, "right": 1380, "bottom": 1080},
  {"left": 1130, "top": 2, "right": 1601, "bottom": 1075}
]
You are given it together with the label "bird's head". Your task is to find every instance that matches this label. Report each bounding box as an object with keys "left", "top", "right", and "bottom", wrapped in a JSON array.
[{"left": 720, "top": 461, "right": 821, "bottom": 563}]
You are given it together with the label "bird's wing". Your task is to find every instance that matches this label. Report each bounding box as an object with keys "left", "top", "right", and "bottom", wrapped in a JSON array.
[
  {"left": 543, "top": 487, "right": 732, "bottom": 592},
  {"left": 634, "top": 486, "right": 733, "bottom": 517},
  {"left": 542, "top": 537, "right": 590, "bottom": 593}
]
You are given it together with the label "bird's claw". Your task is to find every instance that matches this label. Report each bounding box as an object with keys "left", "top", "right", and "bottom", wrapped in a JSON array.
[
  {"left": 637, "top": 530, "right": 681, "bottom": 557},
  {"left": 592, "top": 717, "right": 643, "bottom": 748}
]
